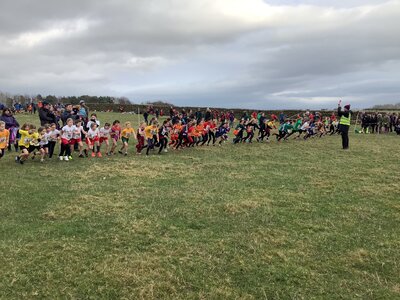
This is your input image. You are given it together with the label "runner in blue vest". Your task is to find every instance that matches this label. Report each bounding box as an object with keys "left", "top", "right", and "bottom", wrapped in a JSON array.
[{"left": 337, "top": 100, "right": 352, "bottom": 150}]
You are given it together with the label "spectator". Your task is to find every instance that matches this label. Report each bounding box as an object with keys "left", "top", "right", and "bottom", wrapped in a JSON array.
[
  {"left": 195, "top": 108, "right": 203, "bottom": 121},
  {"left": 78, "top": 100, "right": 89, "bottom": 123},
  {"left": 279, "top": 112, "right": 286, "bottom": 124},
  {"left": 143, "top": 110, "right": 149, "bottom": 124},
  {"left": 39, "top": 101, "right": 57, "bottom": 126},
  {"left": 61, "top": 104, "right": 76, "bottom": 126},
  {"left": 0, "top": 108, "right": 19, "bottom": 151},
  {"left": 205, "top": 108, "right": 212, "bottom": 121}
]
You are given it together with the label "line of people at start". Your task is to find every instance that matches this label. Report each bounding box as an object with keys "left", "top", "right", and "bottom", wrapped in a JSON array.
[
  {"left": 0, "top": 109, "right": 398, "bottom": 164},
  {"left": 359, "top": 112, "right": 400, "bottom": 134}
]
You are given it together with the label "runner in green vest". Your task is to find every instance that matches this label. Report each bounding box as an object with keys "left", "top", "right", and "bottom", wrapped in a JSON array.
[{"left": 338, "top": 100, "right": 352, "bottom": 150}]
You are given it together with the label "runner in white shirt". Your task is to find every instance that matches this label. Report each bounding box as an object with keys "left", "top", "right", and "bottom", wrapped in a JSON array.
[
  {"left": 86, "top": 123, "right": 100, "bottom": 158},
  {"left": 72, "top": 120, "right": 87, "bottom": 158},
  {"left": 99, "top": 123, "right": 111, "bottom": 156},
  {"left": 45, "top": 124, "right": 59, "bottom": 158},
  {"left": 295, "top": 121, "right": 310, "bottom": 139},
  {"left": 59, "top": 118, "right": 75, "bottom": 161},
  {"left": 86, "top": 113, "right": 100, "bottom": 131},
  {"left": 37, "top": 127, "right": 48, "bottom": 162}
]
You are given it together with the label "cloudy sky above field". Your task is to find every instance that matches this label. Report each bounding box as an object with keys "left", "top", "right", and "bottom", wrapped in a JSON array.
[{"left": 0, "top": 0, "right": 399, "bottom": 109}]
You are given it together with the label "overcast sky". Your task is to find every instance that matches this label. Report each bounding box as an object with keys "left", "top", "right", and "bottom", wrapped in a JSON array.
[{"left": 0, "top": 0, "right": 399, "bottom": 109}]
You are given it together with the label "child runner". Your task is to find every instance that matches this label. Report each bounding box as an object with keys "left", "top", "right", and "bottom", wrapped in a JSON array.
[
  {"left": 200, "top": 119, "right": 210, "bottom": 146},
  {"left": 59, "top": 118, "right": 75, "bottom": 161},
  {"left": 119, "top": 121, "right": 136, "bottom": 156},
  {"left": 16, "top": 123, "right": 35, "bottom": 164},
  {"left": 86, "top": 122, "right": 100, "bottom": 157},
  {"left": 195, "top": 121, "right": 205, "bottom": 146},
  {"left": 233, "top": 120, "right": 245, "bottom": 144},
  {"left": 207, "top": 120, "right": 217, "bottom": 146},
  {"left": 144, "top": 121, "right": 159, "bottom": 155},
  {"left": 46, "top": 123, "right": 60, "bottom": 159},
  {"left": 37, "top": 126, "right": 48, "bottom": 162},
  {"left": 216, "top": 122, "right": 229, "bottom": 145},
  {"left": 109, "top": 120, "right": 121, "bottom": 155},
  {"left": 136, "top": 122, "right": 146, "bottom": 155},
  {"left": 294, "top": 120, "right": 309, "bottom": 139},
  {"left": 286, "top": 118, "right": 302, "bottom": 139},
  {"left": 72, "top": 119, "right": 87, "bottom": 158},
  {"left": 28, "top": 125, "right": 40, "bottom": 160},
  {"left": 317, "top": 120, "right": 326, "bottom": 138},
  {"left": 175, "top": 121, "right": 188, "bottom": 150},
  {"left": 243, "top": 118, "right": 258, "bottom": 143},
  {"left": 304, "top": 121, "right": 316, "bottom": 140},
  {"left": 99, "top": 123, "right": 111, "bottom": 156},
  {"left": 277, "top": 120, "right": 293, "bottom": 141},
  {"left": 265, "top": 119, "right": 277, "bottom": 141},
  {"left": 0, "top": 121, "right": 10, "bottom": 159},
  {"left": 169, "top": 121, "right": 180, "bottom": 148},
  {"left": 158, "top": 120, "right": 169, "bottom": 154},
  {"left": 187, "top": 121, "right": 196, "bottom": 147},
  {"left": 86, "top": 113, "right": 100, "bottom": 130}
]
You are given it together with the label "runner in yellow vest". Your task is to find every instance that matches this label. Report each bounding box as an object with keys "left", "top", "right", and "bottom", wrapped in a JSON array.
[{"left": 338, "top": 100, "right": 352, "bottom": 150}]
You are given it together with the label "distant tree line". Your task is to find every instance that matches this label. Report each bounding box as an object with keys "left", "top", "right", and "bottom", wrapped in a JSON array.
[
  {"left": 0, "top": 92, "right": 134, "bottom": 107},
  {"left": 371, "top": 103, "right": 400, "bottom": 109},
  {"left": 0, "top": 92, "right": 176, "bottom": 109}
]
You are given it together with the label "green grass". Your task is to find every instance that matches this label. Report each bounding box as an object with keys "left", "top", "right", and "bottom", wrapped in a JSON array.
[{"left": 1, "top": 112, "right": 400, "bottom": 299}]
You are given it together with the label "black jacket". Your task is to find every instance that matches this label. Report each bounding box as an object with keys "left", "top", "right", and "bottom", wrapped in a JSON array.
[
  {"left": 39, "top": 108, "right": 56, "bottom": 126},
  {"left": 338, "top": 107, "right": 352, "bottom": 119},
  {"left": 61, "top": 110, "right": 76, "bottom": 126}
]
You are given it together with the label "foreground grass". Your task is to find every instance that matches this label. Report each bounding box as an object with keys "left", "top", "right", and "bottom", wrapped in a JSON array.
[{"left": 1, "top": 112, "right": 400, "bottom": 299}]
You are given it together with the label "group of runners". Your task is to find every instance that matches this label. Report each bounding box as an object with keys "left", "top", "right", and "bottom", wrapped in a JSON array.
[{"left": 1, "top": 101, "right": 399, "bottom": 164}]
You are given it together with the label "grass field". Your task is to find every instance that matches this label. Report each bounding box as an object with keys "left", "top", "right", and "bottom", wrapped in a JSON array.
[{"left": 1, "top": 112, "right": 400, "bottom": 299}]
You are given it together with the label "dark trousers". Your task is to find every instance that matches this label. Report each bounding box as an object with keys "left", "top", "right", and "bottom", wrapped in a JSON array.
[
  {"left": 339, "top": 124, "right": 349, "bottom": 149},
  {"left": 48, "top": 141, "right": 56, "bottom": 158},
  {"left": 146, "top": 138, "right": 155, "bottom": 155},
  {"left": 59, "top": 143, "right": 71, "bottom": 156},
  {"left": 233, "top": 131, "right": 243, "bottom": 144},
  {"left": 243, "top": 132, "right": 254, "bottom": 142},
  {"left": 207, "top": 131, "right": 216, "bottom": 145},
  {"left": 277, "top": 131, "right": 286, "bottom": 141},
  {"left": 158, "top": 137, "right": 168, "bottom": 153},
  {"left": 175, "top": 134, "right": 184, "bottom": 149},
  {"left": 201, "top": 133, "right": 209, "bottom": 146}
]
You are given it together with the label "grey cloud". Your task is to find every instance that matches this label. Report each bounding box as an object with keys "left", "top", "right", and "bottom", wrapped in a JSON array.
[{"left": 0, "top": 0, "right": 399, "bottom": 109}]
